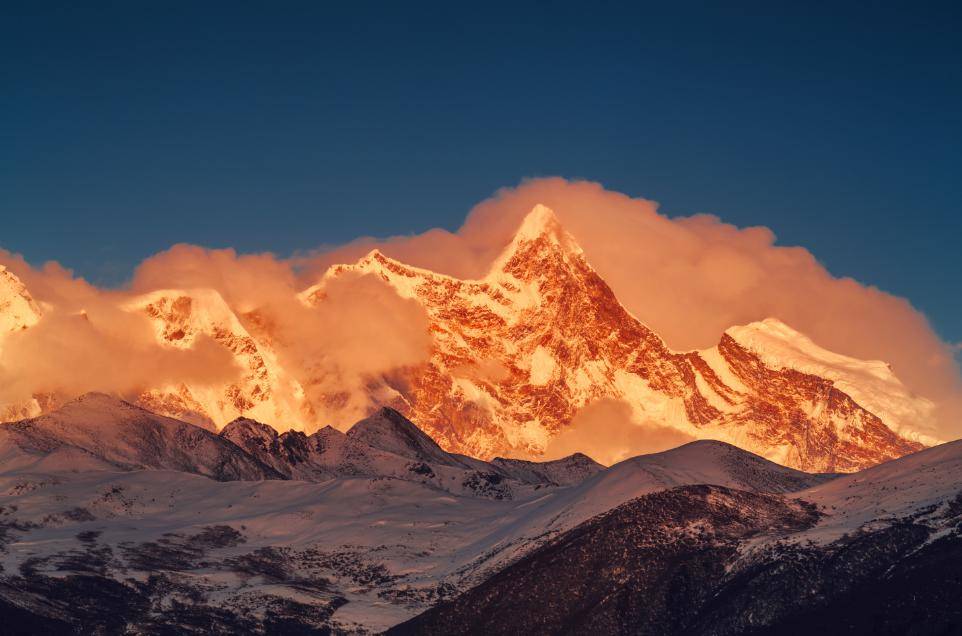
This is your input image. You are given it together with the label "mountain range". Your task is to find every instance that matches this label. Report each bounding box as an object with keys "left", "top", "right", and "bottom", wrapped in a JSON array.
[
  {"left": 0, "top": 396, "right": 959, "bottom": 634},
  {"left": 0, "top": 205, "right": 937, "bottom": 473}
]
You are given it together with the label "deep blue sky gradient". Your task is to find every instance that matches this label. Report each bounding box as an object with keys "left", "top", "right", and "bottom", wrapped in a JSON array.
[{"left": 2, "top": 2, "right": 960, "bottom": 344}]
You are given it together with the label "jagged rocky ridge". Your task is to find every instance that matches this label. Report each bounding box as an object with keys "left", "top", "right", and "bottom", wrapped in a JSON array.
[
  {"left": 0, "top": 397, "right": 959, "bottom": 634},
  {"left": 1, "top": 394, "right": 603, "bottom": 500},
  {"left": 0, "top": 206, "right": 934, "bottom": 473}
]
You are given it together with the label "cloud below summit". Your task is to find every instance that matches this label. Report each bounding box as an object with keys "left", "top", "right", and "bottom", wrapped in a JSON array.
[{"left": 542, "top": 399, "right": 697, "bottom": 466}]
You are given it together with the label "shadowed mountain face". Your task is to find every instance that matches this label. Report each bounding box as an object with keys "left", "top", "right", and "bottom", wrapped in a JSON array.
[
  {"left": 0, "top": 397, "right": 959, "bottom": 634},
  {"left": 490, "top": 453, "right": 603, "bottom": 487},
  {"left": 393, "top": 482, "right": 962, "bottom": 636}
]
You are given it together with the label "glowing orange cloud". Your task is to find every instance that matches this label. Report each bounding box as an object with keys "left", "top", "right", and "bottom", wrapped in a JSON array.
[{"left": 542, "top": 398, "right": 696, "bottom": 466}]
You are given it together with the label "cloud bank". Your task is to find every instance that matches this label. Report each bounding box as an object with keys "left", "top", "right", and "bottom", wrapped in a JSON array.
[{"left": 1, "top": 177, "right": 959, "bottom": 441}]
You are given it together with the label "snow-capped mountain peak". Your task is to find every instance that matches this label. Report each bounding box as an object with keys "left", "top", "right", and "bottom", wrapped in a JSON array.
[
  {"left": 726, "top": 317, "right": 892, "bottom": 381},
  {"left": 485, "top": 204, "right": 586, "bottom": 283},
  {"left": 722, "top": 317, "right": 937, "bottom": 444},
  {"left": 513, "top": 203, "right": 563, "bottom": 241},
  {"left": 490, "top": 204, "right": 582, "bottom": 265}
]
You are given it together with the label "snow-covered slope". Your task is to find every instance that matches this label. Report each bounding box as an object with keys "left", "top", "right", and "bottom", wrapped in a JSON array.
[
  {"left": 392, "top": 438, "right": 962, "bottom": 635},
  {"left": 0, "top": 402, "right": 843, "bottom": 633},
  {"left": 0, "top": 401, "right": 610, "bottom": 631},
  {"left": 723, "top": 317, "right": 936, "bottom": 444},
  {"left": 389, "top": 485, "right": 823, "bottom": 636},
  {"left": 0, "top": 469, "right": 476, "bottom": 632},
  {"left": 792, "top": 438, "right": 962, "bottom": 543},
  {"left": 465, "top": 440, "right": 835, "bottom": 574}
]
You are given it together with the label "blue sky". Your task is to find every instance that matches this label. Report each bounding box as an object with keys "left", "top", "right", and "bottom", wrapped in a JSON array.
[{"left": 2, "top": 2, "right": 960, "bottom": 345}]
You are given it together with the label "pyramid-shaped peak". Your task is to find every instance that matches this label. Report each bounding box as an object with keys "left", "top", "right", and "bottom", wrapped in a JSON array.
[
  {"left": 360, "top": 248, "right": 385, "bottom": 262},
  {"left": 311, "top": 424, "right": 347, "bottom": 441},
  {"left": 348, "top": 407, "right": 432, "bottom": 446},
  {"left": 487, "top": 205, "right": 584, "bottom": 277},
  {"left": 513, "top": 204, "right": 564, "bottom": 242},
  {"left": 0, "top": 264, "right": 20, "bottom": 283}
]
